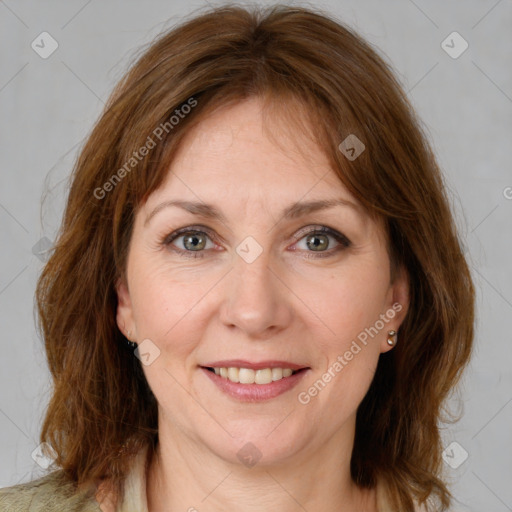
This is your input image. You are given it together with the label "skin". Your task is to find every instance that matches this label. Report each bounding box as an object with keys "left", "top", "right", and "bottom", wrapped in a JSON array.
[{"left": 114, "top": 96, "right": 409, "bottom": 512}]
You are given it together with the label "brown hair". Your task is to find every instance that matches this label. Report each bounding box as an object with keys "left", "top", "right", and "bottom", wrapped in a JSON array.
[{"left": 36, "top": 3, "right": 475, "bottom": 510}]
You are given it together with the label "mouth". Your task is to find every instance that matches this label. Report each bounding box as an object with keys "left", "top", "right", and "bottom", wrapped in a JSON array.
[
  {"left": 200, "top": 364, "right": 310, "bottom": 402},
  {"left": 202, "top": 366, "right": 307, "bottom": 385}
]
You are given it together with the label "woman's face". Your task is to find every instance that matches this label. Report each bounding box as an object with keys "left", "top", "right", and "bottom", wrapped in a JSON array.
[{"left": 116, "top": 96, "right": 409, "bottom": 467}]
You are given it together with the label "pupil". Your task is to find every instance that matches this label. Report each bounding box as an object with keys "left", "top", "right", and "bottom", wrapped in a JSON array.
[
  {"left": 185, "top": 233, "right": 204, "bottom": 250},
  {"left": 307, "top": 234, "right": 327, "bottom": 251}
]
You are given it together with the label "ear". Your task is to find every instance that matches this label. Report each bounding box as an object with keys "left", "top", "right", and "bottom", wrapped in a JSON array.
[
  {"left": 115, "top": 275, "right": 136, "bottom": 340},
  {"left": 381, "top": 264, "right": 410, "bottom": 353}
]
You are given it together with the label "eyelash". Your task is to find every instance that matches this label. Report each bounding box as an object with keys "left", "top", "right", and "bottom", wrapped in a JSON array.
[{"left": 161, "top": 225, "right": 351, "bottom": 260}]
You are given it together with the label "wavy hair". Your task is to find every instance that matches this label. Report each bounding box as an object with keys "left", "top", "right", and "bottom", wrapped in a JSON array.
[{"left": 36, "top": 3, "right": 475, "bottom": 510}]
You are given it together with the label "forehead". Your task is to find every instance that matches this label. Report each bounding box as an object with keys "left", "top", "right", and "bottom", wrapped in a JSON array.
[
  {"left": 136, "top": 96, "right": 387, "bottom": 251},
  {"left": 148, "top": 97, "right": 356, "bottom": 207}
]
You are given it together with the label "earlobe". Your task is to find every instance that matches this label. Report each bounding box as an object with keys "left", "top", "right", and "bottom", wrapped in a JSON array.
[
  {"left": 115, "top": 276, "right": 134, "bottom": 339},
  {"left": 381, "top": 266, "right": 410, "bottom": 353}
]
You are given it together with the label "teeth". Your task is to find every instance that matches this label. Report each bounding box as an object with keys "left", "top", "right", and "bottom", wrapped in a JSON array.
[
  {"left": 272, "top": 368, "right": 283, "bottom": 381},
  {"left": 210, "top": 367, "right": 297, "bottom": 384},
  {"left": 228, "top": 367, "right": 240, "bottom": 382},
  {"left": 239, "top": 368, "right": 254, "bottom": 384},
  {"left": 255, "top": 368, "right": 272, "bottom": 384}
]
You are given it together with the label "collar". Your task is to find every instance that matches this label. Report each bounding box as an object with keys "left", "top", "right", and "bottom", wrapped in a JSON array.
[
  {"left": 117, "top": 444, "right": 150, "bottom": 512},
  {"left": 95, "top": 444, "right": 150, "bottom": 512}
]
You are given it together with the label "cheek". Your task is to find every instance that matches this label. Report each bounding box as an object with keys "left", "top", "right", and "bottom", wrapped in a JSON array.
[
  {"left": 129, "top": 254, "right": 209, "bottom": 333},
  {"left": 303, "top": 261, "right": 390, "bottom": 339},
  {"left": 128, "top": 259, "right": 219, "bottom": 370},
  {"left": 305, "top": 274, "right": 385, "bottom": 423},
  {"left": 304, "top": 260, "right": 389, "bottom": 396}
]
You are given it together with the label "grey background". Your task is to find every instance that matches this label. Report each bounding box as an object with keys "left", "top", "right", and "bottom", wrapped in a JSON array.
[{"left": 0, "top": 1, "right": 511, "bottom": 510}]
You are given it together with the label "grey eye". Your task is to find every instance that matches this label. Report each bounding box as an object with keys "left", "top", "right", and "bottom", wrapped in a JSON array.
[
  {"left": 305, "top": 233, "right": 330, "bottom": 251},
  {"left": 180, "top": 232, "right": 209, "bottom": 251}
]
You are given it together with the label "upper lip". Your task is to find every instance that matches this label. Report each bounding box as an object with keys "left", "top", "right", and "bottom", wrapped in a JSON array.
[{"left": 201, "top": 360, "right": 309, "bottom": 371}]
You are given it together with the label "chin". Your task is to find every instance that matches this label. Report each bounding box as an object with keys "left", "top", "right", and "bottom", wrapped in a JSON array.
[{"left": 201, "top": 424, "right": 308, "bottom": 467}]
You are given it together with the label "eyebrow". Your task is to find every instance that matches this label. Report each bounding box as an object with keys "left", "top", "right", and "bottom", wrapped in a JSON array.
[{"left": 144, "top": 198, "right": 360, "bottom": 227}]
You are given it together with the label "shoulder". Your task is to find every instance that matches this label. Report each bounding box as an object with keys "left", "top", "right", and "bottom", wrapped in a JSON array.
[{"left": 0, "top": 470, "right": 102, "bottom": 512}]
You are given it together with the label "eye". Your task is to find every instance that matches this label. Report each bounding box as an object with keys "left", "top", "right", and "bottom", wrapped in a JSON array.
[
  {"left": 293, "top": 226, "right": 351, "bottom": 259},
  {"left": 162, "top": 227, "right": 217, "bottom": 259}
]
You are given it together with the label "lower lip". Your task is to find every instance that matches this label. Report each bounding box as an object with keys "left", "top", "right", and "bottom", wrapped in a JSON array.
[{"left": 200, "top": 367, "right": 309, "bottom": 402}]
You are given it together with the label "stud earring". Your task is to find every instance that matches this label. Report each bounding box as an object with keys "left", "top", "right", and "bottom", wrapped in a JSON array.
[{"left": 387, "top": 330, "right": 397, "bottom": 347}]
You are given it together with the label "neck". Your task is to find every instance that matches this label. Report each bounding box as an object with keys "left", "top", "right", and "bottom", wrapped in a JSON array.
[{"left": 146, "top": 414, "right": 377, "bottom": 512}]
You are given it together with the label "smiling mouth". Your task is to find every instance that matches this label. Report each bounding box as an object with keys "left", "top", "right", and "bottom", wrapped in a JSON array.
[{"left": 203, "top": 366, "right": 307, "bottom": 385}]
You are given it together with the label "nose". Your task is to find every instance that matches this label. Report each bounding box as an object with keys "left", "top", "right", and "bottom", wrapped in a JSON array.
[{"left": 218, "top": 247, "right": 293, "bottom": 339}]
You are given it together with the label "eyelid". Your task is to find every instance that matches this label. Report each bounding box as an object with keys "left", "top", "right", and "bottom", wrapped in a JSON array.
[
  {"left": 162, "top": 225, "right": 220, "bottom": 244},
  {"left": 292, "top": 225, "right": 350, "bottom": 244}
]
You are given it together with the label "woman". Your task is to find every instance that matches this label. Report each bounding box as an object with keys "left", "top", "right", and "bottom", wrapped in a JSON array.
[{"left": 0, "top": 3, "right": 474, "bottom": 511}]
